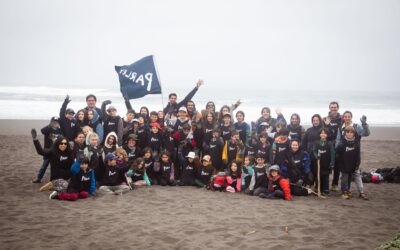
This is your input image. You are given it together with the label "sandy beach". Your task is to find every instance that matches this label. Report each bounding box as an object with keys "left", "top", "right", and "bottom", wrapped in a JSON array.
[{"left": 1, "top": 119, "right": 399, "bottom": 249}]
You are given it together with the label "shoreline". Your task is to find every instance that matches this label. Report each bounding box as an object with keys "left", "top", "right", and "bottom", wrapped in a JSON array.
[{"left": 1, "top": 119, "right": 400, "bottom": 141}]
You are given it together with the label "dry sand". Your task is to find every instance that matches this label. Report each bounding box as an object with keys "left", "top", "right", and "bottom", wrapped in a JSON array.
[{"left": 0, "top": 120, "right": 400, "bottom": 250}]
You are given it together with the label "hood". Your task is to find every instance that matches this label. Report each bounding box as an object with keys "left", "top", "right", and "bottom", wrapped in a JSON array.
[{"left": 104, "top": 132, "right": 118, "bottom": 148}]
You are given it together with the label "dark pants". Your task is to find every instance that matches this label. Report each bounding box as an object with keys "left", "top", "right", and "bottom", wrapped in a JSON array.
[
  {"left": 291, "top": 185, "right": 308, "bottom": 196},
  {"left": 159, "top": 178, "right": 176, "bottom": 186},
  {"left": 37, "top": 158, "right": 50, "bottom": 179},
  {"left": 315, "top": 174, "right": 330, "bottom": 193},
  {"left": 332, "top": 161, "right": 340, "bottom": 186}
]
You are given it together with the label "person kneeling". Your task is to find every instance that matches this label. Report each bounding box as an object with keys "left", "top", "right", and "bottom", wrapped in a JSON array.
[{"left": 98, "top": 153, "right": 130, "bottom": 195}]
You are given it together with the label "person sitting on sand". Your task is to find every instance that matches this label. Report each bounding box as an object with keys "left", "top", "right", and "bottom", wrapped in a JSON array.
[
  {"left": 225, "top": 160, "right": 242, "bottom": 193},
  {"left": 98, "top": 153, "right": 130, "bottom": 195},
  {"left": 49, "top": 157, "right": 96, "bottom": 201},
  {"left": 241, "top": 155, "right": 255, "bottom": 192},
  {"left": 259, "top": 165, "right": 291, "bottom": 201},
  {"left": 153, "top": 151, "right": 176, "bottom": 186},
  {"left": 194, "top": 155, "right": 215, "bottom": 188},
  {"left": 246, "top": 154, "right": 269, "bottom": 197},
  {"left": 126, "top": 157, "right": 150, "bottom": 187},
  {"left": 178, "top": 152, "right": 199, "bottom": 186}
]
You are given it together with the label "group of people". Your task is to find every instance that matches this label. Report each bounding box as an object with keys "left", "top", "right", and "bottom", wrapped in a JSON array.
[{"left": 31, "top": 80, "right": 371, "bottom": 201}]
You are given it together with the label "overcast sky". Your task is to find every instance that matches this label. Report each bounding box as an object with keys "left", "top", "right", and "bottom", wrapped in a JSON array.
[{"left": 0, "top": 0, "right": 399, "bottom": 91}]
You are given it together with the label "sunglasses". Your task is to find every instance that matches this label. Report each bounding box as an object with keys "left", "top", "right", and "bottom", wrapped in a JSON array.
[{"left": 60, "top": 142, "right": 68, "bottom": 145}]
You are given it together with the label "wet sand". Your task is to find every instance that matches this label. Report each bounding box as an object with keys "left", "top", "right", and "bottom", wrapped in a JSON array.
[{"left": 0, "top": 120, "right": 399, "bottom": 249}]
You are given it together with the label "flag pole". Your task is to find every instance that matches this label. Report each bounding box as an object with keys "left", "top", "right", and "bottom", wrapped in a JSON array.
[{"left": 152, "top": 55, "right": 165, "bottom": 110}]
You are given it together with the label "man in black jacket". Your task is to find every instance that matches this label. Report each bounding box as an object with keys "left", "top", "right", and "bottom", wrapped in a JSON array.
[{"left": 163, "top": 79, "right": 204, "bottom": 117}]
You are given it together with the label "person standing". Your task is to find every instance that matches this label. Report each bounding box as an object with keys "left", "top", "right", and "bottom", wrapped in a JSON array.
[{"left": 163, "top": 80, "right": 204, "bottom": 117}]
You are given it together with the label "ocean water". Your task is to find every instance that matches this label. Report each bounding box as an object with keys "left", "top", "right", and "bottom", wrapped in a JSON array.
[{"left": 0, "top": 85, "right": 399, "bottom": 126}]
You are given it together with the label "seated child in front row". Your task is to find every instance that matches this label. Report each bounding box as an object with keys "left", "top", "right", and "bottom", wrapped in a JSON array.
[
  {"left": 49, "top": 157, "right": 96, "bottom": 201},
  {"left": 260, "top": 165, "right": 291, "bottom": 201},
  {"left": 126, "top": 157, "right": 150, "bottom": 187},
  {"left": 194, "top": 155, "right": 215, "bottom": 188},
  {"left": 98, "top": 153, "right": 130, "bottom": 195},
  {"left": 226, "top": 160, "right": 242, "bottom": 193}
]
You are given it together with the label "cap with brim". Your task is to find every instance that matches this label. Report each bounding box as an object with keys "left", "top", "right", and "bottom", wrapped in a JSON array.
[
  {"left": 128, "top": 134, "right": 138, "bottom": 141},
  {"left": 51, "top": 116, "right": 60, "bottom": 122},
  {"left": 66, "top": 108, "right": 75, "bottom": 114},
  {"left": 186, "top": 152, "right": 196, "bottom": 158},
  {"left": 105, "top": 153, "right": 117, "bottom": 161},
  {"left": 178, "top": 107, "right": 187, "bottom": 112},
  {"left": 222, "top": 113, "right": 231, "bottom": 118},
  {"left": 107, "top": 105, "right": 117, "bottom": 112}
]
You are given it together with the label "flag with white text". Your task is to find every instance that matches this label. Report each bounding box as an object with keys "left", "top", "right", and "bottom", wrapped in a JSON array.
[{"left": 115, "top": 55, "right": 162, "bottom": 99}]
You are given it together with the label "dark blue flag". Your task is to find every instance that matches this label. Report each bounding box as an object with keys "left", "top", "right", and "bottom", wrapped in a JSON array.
[{"left": 115, "top": 55, "right": 162, "bottom": 99}]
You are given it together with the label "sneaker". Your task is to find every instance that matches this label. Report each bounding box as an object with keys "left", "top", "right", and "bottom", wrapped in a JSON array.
[
  {"left": 39, "top": 181, "right": 53, "bottom": 192},
  {"left": 341, "top": 192, "right": 350, "bottom": 200},
  {"left": 259, "top": 193, "right": 268, "bottom": 199},
  {"left": 359, "top": 193, "right": 369, "bottom": 200},
  {"left": 331, "top": 185, "right": 339, "bottom": 192},
  {"left": 49, "top": 191, "right": 58, "bottom": 200},
  {"left": 31, "top": 178, "right": 41, "bottom": 183}
]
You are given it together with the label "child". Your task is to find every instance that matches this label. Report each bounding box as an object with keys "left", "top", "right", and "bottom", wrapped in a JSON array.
[
  {"left": 256, "top": 132, "right": 271, "bottom": 164},
  {"left": 123, "top": 134, "right": 141, "bottom": 166},
  {"left": 136, "top": 115, "right": 149, "bottom": 149},
  {"left": 311, "top": 128, "right": 335, "bottom": 195},
  {"left": 233, "top": 111, "right": 251, "bottom": 145},
  {"left": 101, "top": 101, "right": 123, "bottom": 146},
  {"left": 115, "top": 147, "right": 129, "bottom": 186},
  {"left": 147, "top": 122, "right": 163, "bottom": 159},
  {"left": 259, "top": 165, "right": 291, "bottom": 201},
  {"left": 241, "top": 155, "right": 255, "bottom": 191},
  {"left": 179, "top": 151, "right": 199, "bottom": 186},
  {"left": 103, "top": 132, "right": 118, "bottom": 155},
  {"left": 50, "top": 157, "right": 96, "bottom": 201},
  {"left": 222, "top": 131, "right": 245, "bottom": 170},
  {"left": 336, "top": 126, "right": 366, "bottom": 200},
  {"left": 98, "top": 153, "right": 130, "bottom": 194},
  {"left": 226, "top": 160, "right": 242, "bottom": 193},
  {"left": 173, "top": 123, "right": 196, "bottom": 177},
  {"left": 204, "top": 128, "right": 224, "bottom": 171},
  {"left": 194, "top": 155, "right": 215, "bottom": 188},
  {"left": 126, "top": 157, "right": 151, "bottom": 187},
  {"left": 271, "top": 128, "right": 290, "bottom": 168},
  {"left": 142, "top": 147, "right": 156, "bottom": 184},
  {"left": 220, "top": 113, "right": 233, "bottom": 142},
  {"left": 154, "top": 151, "right": 176, "bottom": 186},
  {"left": 246, "top": 154, "right": 268, "bottom": 197}
]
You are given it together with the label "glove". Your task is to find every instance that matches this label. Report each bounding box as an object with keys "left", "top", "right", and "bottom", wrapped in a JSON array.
[
  {"left": 103, "top": 100, "right": 112, "bottom": 106},
  {"left": 31, "top": 128, "right": 37, "bottom": 140},
  {"left": 64, "top": 95, "right": 71, "bottom": 104},
  {"left": 360, "top": 115, "right": 367, "bottom": 125}
]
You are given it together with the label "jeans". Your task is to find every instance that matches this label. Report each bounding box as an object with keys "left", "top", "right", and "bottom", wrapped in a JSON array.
[
  {"left": 341, "top": 172, "right": 350, "bottom": 192},
  {"left": 37, "top": 158, "right": 50, "bottom": 180},
  {"left": 315, "top": 174, "right": 330, "bottom": 193}
]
